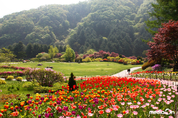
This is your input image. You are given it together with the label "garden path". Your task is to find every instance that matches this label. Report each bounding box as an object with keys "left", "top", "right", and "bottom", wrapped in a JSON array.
[{"left": 112, "top": 66, "right": 141, "bottom": 77}]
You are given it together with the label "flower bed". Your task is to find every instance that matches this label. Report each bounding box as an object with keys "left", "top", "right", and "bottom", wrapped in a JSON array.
[
  {"left": 0, "top": 66, "right": 28, "bottom": 77},
  {"left": 0, "top": 76, "right": 177, "bottom": 118},
  {"left": 131, "top": 71, "right": 178, "bottom": 81}
]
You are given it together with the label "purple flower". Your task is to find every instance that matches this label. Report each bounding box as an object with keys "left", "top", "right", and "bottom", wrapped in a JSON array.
[
  {"left": 45, "top": 113, "right": 49, "bottom": 117},
  {"left": 58, "top": 108, "right": 63, "bottom": 113},
  {"left": 38, "top": 101, "right": 42, "bottom": 105},
  {"left": 152, "top": 64, "right": 161, "bottom": 70},
  {"left": 92, "top": 104, "right": 95, "bottom": 107},
  {"left": 84, "top": 97, "right": 87, "bottom": 101},
  {"left": 72, "top": 111, "right": 76, "bottom": 115},
  {"left": 41, "top": 97, "right": 44, "bottom": 100},
  {"left": 57, "top": 100, "right": 61, "bottom": 105},
  {"left": 50, "top": 113, "right": 53, "bottom": 117},
  {"left": 63, "top": 106, "right": 68, "bottom": 111},
  {"left": 104, "top": 98, "right": 108, "bottom": 102},
  {"left": 70, "top": 97, "right": 74, "bottom": 101},
  {"left": 38, "top": 114, "right": 41, "bottom": 118},
  {"left": 80, "top": 92, "right": 84, "bottom": 95},
  {"left": 78, "top": 105, "right": 83, "bottom": 110},
  {"left": 28, "top": 100, "right": 32, "bottom": 104}
]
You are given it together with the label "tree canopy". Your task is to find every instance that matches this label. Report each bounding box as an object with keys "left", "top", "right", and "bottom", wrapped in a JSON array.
[{"left": 147, "top": 20, "right": 178, "bottom": 71}]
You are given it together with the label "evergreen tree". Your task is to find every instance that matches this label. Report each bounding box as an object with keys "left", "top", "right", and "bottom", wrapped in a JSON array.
[
  {"left": 13, "top": 41, "right": 26, "bottom": 59},
  {"left": 145, "top": 0, "right": 178, "bottom": 35},
  {"left": 32, "top": 44, "right": 41, "bottom": 57},
  {"left": 26, "top": 43, "right": 33, "bottom": 58}
]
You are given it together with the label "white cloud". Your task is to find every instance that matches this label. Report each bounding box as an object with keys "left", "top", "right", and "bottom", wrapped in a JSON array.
[{"left": 0, "top": 0, "right": 87, "bottom": 18}]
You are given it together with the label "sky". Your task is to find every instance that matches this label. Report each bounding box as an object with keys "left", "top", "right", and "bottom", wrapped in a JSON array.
[{"left": 0, "top": 0, "right": 87, "bottom": 18}]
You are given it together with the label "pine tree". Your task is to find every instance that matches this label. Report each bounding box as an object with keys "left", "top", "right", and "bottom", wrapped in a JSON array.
[{"left": 145, "top": 0, "right": 178, "bottom": 35}]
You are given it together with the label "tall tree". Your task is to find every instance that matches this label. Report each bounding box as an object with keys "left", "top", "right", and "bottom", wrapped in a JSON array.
[
  {"left": 13, "top": 41, "right": 26, "bottom": 59},
  {"left": 145, "top": 0, "right": 178, "bottom": 35},
  {"left": 63, "top": 45, "right": 75, "bottom": 62},
  {"left": 146, "top": 20, "right": 178, "bottom": 71},
  {"left": 26, "top": 43, "right": 33, "bottom": 58},
  {"left": 0, "top": 48, "right": 15, "bottom": 62},
  {"left": 48, "top": 45, "right": 59, "bottom": 59}
]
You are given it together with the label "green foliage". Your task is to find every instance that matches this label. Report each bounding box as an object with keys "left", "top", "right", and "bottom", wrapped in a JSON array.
[
  {"left": 33, "top": 82, "right": 68, "bottom": 93},
  {"left": 22, "top": 82, "right": 39, "bottom": 90},
  {"left": 145, "top": 66, "right": 154, "bottom": 71},
  {"left": 142, "top": 60, "right": 156, "bottom": 70},
  {"left": 92, "top": 58, "right": 103, "bottom": 62},
  {"left": 145, "top": 0, "right": 178, "bottom": 36},
  {"left": 6, "top": 76, "right": 14, "bottom": 81},
  {"left": 68, "top": 73, "right": 77, "bottom": 91},
  {"left": 48, "top": 45, "right": 59, "bottom": 59},
  {"left": 0, "top": 48, "right": 15, "bottom": 62},
  {"left": 36, "top": 52, "right": 51, "bottom": 61},
  {"left": 25, "top": 68, "right": 64, "bottom": 86},
  {"left": 0, "top": 79, "right": 6, "bottom": 85},
  {"left": 63, "top": 45, "right": 75, "bottom": 62},
  {"left": 85, "top": 49, "right": 97, "bottom": 54},
  {"left": 82, "top": 57, "right": 92, "bottom": 62}
]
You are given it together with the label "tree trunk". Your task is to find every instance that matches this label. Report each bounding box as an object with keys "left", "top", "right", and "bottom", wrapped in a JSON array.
[{"left": 173, "top": 60, "right": 178, "bottom": 71}]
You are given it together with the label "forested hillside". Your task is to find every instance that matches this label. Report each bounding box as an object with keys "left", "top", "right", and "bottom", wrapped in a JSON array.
[{"left": 0, "top": 0, "right": 155, "bottom": 56}]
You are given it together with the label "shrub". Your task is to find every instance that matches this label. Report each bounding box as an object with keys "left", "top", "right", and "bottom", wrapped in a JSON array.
[
  {"left": 145, "top": 67, "right": 154, "bottom": 71},
  {"left": 22, "top": 82, "right": 39, "bottom": 90},
  {"left": 82, "top": 57, "right": 92, "bottom": 62},
  {"left": 37, "top": 63, "right": 43, "bottom": 66},
  {"left": 30, "top": 58, "right": 39, "bottom": 62},
  {"left": 0, "top": 79, "right": 6, "bottom": 85},
  {"left": 152, "top": 64, "right": 161, "bottom": 70},
  {"left": 6, "top": 76, "right": 14, "bottom": 81},
  {"left": 142, "top": 60, "right": 156, "bottom": 70},
  {"left": 25, "top": 68, "right": 64, "bottom": 86},
  {"left": 15, "top": 77, "right": 23, "bottom": 81},
  {"left": 92, "top": 58, "right": 103, "bottom": 62},
  {"left": 33, "top": 83, "right": 67, "bottom": 93}
]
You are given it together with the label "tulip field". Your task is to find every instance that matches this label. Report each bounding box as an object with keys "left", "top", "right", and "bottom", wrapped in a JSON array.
[{"left": 0, "top": 76, "right": 177, "bottom": 118}]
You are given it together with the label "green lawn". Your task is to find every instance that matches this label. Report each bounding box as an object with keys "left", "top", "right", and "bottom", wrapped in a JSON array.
[{"left": 0, "top": 62, "right": 141, "bottom": 77}]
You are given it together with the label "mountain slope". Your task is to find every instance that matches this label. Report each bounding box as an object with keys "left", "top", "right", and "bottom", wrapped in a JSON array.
[{"left": 0, "top": 0, "right": 155, "bottom": 56}]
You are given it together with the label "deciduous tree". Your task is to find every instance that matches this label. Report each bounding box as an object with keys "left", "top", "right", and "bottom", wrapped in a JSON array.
[{"left": 147, "top": 20, "right": 178, "bottom": 71}]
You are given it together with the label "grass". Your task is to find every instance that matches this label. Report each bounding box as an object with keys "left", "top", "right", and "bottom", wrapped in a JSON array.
[
  {"left": 0, "top": 62, "right": 141, "bottom": 77},
  {"left": 0, "top": 68, "right": 19, "bottom": 72}
]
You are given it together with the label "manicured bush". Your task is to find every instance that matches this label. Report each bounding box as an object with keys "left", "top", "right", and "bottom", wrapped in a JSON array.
[
  {"left": 6, "top": 76, "right": 14, "bottom": 81},
  {"left": 22, "top": 82, "right": 39, "bottom": 90},
  {"left": 145, "top": 67, "right": 154, "bottom": 71},
  {"left": 142, "top": 60, "right": 156, "bottom": 70},
  {"left": 25, "top": 68, "right": 64, "bottom": 86},
  {"left": 15, "top": 77, "right": 23, "bottom": 81},
  {"left": 0, "top": 79, "right": 6, "bottom": 85}
]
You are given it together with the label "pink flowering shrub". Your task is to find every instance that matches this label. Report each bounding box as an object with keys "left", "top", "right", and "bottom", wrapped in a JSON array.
[{"left": 25, "top": 68, "right": 64, "bottom": 86}]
